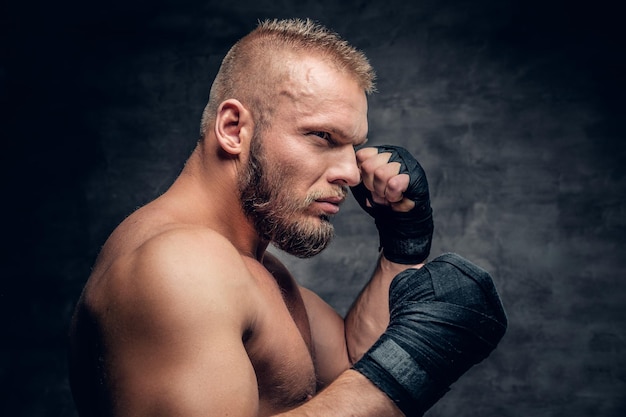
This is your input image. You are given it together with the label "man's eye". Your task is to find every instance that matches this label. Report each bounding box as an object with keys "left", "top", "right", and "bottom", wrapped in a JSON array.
[{"left": 311, "top": 131, "right": 332, "bottom": 142}]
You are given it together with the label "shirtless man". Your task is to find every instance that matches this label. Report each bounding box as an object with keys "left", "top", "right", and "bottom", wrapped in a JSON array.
[{"left": 69, "top": 18, "right": 507, "bottom": 417}]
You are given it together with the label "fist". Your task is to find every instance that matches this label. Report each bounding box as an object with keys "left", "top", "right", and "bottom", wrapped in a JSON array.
[
  {"left": 355, "top": 146, "right": 415, "bottom": 212},
  {"left": 351, "top": 145, "right": 433, "bottom": 264}
]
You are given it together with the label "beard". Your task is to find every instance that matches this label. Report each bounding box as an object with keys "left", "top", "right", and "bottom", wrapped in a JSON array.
[{"left": 238, "top": 134, "right": 343, "bottom": 258}]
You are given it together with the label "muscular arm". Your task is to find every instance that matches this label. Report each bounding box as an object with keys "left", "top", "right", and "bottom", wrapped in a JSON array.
[
  {"left": 344, "top": 254, "right": 421, "bottom": 363},
  {"left": 299, "top": 249, "right": 420, "bottom": 372}
]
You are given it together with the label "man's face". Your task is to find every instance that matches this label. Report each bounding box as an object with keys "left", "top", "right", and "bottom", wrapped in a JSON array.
[
  {"left": 238, "top": 132, "right": 337, "bottom": 258},
  {"left": 238, "top": 55, "right": 369, "bottom": 258}
]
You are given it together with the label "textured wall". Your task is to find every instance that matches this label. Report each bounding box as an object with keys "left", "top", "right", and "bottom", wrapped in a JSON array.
[{"left": 3, "top": 0, "right": 625, "bottom": 416}]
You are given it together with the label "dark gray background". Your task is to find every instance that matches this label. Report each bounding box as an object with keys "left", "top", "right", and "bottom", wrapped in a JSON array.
[{"left": 2, "top": 0, "right": 625, "bottom": 416}]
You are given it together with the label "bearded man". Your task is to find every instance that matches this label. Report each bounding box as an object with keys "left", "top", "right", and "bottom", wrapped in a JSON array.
[{"left": 69, "top": 18, "right": 507, "bottom": 417}]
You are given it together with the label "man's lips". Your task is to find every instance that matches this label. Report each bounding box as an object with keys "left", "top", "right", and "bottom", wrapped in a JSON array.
[{"left": 313, "top": 196, "right": 345, "bottom": 215}]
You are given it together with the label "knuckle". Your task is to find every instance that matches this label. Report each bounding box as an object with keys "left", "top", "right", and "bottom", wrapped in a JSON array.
[
  {"left": 359, "top": 155, "right": 379, "bottom": 173},
  {"left": 373, "top": 164, "right": 388, "bottom": 179},
  {"left": 355, "top": 147, "right": 378, "bottom": 163},
  {"left": 387, "top": 174, "right": 407, "bottom": 193}
]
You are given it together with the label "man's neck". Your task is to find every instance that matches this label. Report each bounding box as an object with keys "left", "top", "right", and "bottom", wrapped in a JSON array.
[{"left": 172, "top": 144, "right": 269, "bottom": 261}]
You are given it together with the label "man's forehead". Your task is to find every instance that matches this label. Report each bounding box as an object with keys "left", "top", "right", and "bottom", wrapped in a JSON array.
[
  {"left": 282, "top": 57, "right": 366, "bottom": 101},
  {"left": 278, "top": 52, "right": 358, "bottom": 89},
  {"left": 271, "top": 53, "right": 369, "bottom": 140}
]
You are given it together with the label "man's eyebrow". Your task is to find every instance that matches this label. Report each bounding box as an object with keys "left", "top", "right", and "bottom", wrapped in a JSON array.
[{"left": 328, "top": 127, "right": 368, "bottom": 147}]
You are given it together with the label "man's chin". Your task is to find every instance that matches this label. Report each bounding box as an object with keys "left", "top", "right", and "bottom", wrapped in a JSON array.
[
  {"left": 274, "top": 241, "right": 330, "bottom": 259},
  {"left": 271, "top": 221, "right": 334, "bottom": 258}
]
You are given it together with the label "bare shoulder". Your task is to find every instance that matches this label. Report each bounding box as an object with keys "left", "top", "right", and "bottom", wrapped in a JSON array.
[
  {"left": 85, "top": 226, "right": 257, "bottom": 334},
  {"left": 72, "top": 226, "right": 262, "bottom": 416}
]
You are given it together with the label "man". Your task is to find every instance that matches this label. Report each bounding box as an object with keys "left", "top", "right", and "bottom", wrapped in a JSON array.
[{"left": 69, "top": 18, "right": 506, "bottom": 417}]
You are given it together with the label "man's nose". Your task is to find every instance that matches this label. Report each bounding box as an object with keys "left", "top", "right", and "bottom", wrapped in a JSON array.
[{"left": 328, "top": 146, "right": 361, "bottom": 187}]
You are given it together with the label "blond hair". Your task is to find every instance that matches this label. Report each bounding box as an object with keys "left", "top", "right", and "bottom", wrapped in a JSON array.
[{"left": 199, "top": 18, "right": 376, "bottom": 137}]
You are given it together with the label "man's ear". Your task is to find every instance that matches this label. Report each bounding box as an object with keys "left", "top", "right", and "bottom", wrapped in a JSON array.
[{"left": 214, "top": 99, "right": 253, "bottom": 156}]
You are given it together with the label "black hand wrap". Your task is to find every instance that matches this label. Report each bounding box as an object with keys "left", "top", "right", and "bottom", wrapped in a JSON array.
[
  {"left": 352, "top": 253, "right": 507, "bottom": 416},
  {"left": 351, "top": 145, "right": 433, "bottom": 264}
]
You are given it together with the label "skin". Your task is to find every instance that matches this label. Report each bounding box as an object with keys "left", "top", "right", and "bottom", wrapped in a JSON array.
[{"left": 69, "top": 54, "right": 420, "bottom": 417}]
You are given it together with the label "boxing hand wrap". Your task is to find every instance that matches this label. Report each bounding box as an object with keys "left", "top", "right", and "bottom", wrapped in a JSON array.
[
  {"left": 351, "top": 145, "right": 433, "bottom": 264},
  {"left": 352, "top": 253, "right": 507, "bottom": 416}
]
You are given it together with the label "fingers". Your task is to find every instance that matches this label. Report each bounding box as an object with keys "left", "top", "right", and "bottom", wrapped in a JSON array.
[
  {"left": 356, "top": 147, "right": 415, "bottom": 211},
  {"left": 355, "top": 146, "right": 379, "bottom": 163}
]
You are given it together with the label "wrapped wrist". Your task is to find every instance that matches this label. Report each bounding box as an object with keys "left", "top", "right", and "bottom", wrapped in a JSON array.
[{"left": 375, "top": 208, "right": 433, "bottom": 265}]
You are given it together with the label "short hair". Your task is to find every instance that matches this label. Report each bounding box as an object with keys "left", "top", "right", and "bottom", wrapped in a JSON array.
[{"left": 199, "top": 18, "right": 376, "bottom": 138}]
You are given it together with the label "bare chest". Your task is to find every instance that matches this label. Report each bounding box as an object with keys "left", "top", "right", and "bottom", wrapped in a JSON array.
[{"left": 244, "top": 260, "right": 317, "bottom": 415}]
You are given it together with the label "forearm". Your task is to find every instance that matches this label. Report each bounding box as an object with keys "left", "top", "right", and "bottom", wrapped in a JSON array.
[
  {"left": 346, "top": 146, "right": 433, "bottom": 362},
  {"left": 344, "top": 253, "right": 422, "bottom": 363},
  {"left": 275, "top": 370, "right": 403, "bottom": 417}
]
